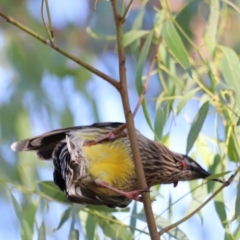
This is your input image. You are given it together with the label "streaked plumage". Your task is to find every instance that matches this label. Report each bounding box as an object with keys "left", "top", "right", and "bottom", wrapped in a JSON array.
[{"left": 11, "top": 122, "right": 221, "bottom": 208}]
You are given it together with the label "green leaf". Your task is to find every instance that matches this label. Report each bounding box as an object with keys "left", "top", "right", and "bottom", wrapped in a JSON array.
[
  {"left": 98, "top": 214, "right": 133, "bottom": 240},
  {"left": 10, "top": 193, "right": 33, "bottom": 240},
  {"left": 204, "top": 171, "right": 231, "bottom": 181},
  {"left": 207, "top": 154, "right": 222, "bottom": 192},
  {"left": 219, "top": 46, "right": 240, "bottom": 104},
  {"left": 38, "top": 221, "right": 46, "bottom": 240},
  {"left": 204, "top": 0, "right": 219, "bottom": 56},
  {"left": 187, "top": 180, "right": 206, "bottom": 222},
  {"left": 154, "top": 105, "right": 166, "bottom": 140},
  {"left": 226, "top": 126, "right": 240, "bottom": 163},
  {"left": 234, "top": 222, "right": 240, "bottom": 239},
  {"left": 86, "top": 214, "right": 96, "bottom": 240},
  {"left": 208, "top": 155, "right": 227, "bottom": 228},
  {"left": 186, "top": 101, "right": 209, "bottom": 154},
  {"left": 135, "top": 31, "right": 154, "bottom": 130},
  {"left": 162, "top": 20, "right": 191, "bottom": 76},
  {"left": 68, "top": 228, "right": 79, "bottom": 240},
  {"left": 55, "top": 207, "right": 72, "bottom": 230},
  {"left": 38, "top": 181, "right": 70, "bottom": 204},
  {"left": 23, "top": 201, "right": 38, "bottom": 238},
  {"left": 234, "top": 178, "right": 240, "bottom": 220},
  {"left": 237, "top": 117, "right": 240, "bottom": 126},
  {"left": 123, "top": 30, "right": 149, "bottom": 47},
  {"left": 177, "top": 88, "right": 199, "bottom": 115}
]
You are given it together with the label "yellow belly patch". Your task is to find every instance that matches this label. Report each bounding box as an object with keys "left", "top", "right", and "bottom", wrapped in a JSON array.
[{"left": 82, "top": 139, "right": 134, "bottom": 189}]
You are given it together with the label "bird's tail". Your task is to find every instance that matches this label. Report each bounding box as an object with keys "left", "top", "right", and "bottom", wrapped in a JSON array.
[{"left": 11, "top": 129, "right": 69, "bottom": 160}]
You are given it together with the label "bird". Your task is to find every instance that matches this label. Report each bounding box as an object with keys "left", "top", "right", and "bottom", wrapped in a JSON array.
[{"left": 11, "top": 122, "right": 222, "bottom": 208}]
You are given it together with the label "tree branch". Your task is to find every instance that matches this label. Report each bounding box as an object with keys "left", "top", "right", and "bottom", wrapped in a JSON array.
[
  {"left": 110, "top": 1, "right": 158, "bottom": 239},
  {"left": 0, "top": 11, "right": 120, "bottom": 91}
]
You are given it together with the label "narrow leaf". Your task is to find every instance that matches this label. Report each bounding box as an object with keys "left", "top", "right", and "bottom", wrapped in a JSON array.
[
  {"left": 68, "top": 228, "right": 79, "bottom": 240},
  {"left": 55, "top": 207, "right": 72, "bottom": 230},
  {"left": 186, "top": 101, "right": 209, "bottom": 154},
  {"left": 234, "top": 178, "right": 240, "bottom": 219},
  {"left": 135, "top": 31, "right": 154, "bottom": 130},
  {"left": 154, "top": 105, "right": 166, "bottom": 140},
  {"left": 123, "top": 30, "right": 149, "bottom": 47},
  {"left": 38, "top": 181, "right": 69, "bottom": 204},
  {"left": 208, "top": 155, "right": 227, "bottom": 227},
  {"left": 204, "top": 0, "right": 219, "bottom": 56},
  {"left": 219, "top": 46, "right": 240, "bottom": 104},
  {"left": 86, "top": 214, "right": 96, "bottom": 240},
  {"left": 38, "top": 221, "right": 46, "bottom": 240},
  {"left": 177, "top": 88, "right": 199, "bottom": 115},
  {"left": 98, "top": 214, "right": 133, "bottom": 240},
  {"left": 162, "top": 20, "right": 191, "bottom": 76},
  {"left": 10, "top": 193, "right": 33, "bottom": 240},
  {"left": 204, "top": 171, "right": 231, "bottom": 181}
]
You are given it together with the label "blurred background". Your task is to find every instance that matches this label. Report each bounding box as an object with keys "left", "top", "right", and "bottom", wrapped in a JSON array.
[{"left": 0, "top": 0, "right": 240, "bottom": 239}]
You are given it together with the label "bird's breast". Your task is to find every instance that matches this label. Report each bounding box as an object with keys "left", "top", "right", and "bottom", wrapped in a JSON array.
[{"left": 82, "top": 139, "right": 135, "bottom": 192}]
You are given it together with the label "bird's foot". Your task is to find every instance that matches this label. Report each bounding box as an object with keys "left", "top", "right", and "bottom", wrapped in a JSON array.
[
  {"left": 84, "top": 124, "right": 127, "bottom": 146},
  {"left": 95, "top": 180, "right": 149, "bottom": 202},
  {"left": 173, "top": 181, "right": 178, "bottom": 187}
]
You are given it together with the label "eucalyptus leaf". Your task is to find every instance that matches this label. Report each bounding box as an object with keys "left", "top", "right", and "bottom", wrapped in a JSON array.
[
  {"left": 186, "top": 101, "right": 209, "bottom": 154},
  {"left": 162, "top": 19, "right": 191, "bottom": 76}
]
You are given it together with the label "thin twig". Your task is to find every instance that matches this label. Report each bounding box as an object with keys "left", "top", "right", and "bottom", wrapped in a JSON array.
[
  {"left": 159, "top": 169, "right": 239, "bottom": 237},
  {"left": 133, "top": 37, "right": 162, "bottom": 117},
  {"left": 41, "top": 0, "right": 54, "bottom": 42},
  {"left": 110, "top": 1, "right": 159, "bottom": 239},
  {"left": 0, "top": 11, "right": 120, "bottom": 91},
  {"left": 122, "top": 0, "right": 134, "bottom": 20}
]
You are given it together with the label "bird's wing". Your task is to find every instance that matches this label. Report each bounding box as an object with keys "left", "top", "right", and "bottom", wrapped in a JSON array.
[{"left": 11, "top": 122, "right": 124, "bottom": 160}]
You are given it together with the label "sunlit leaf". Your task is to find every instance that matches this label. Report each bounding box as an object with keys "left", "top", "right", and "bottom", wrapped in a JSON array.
[
  {"left": 123, "top": 30, "right": 149, "bottom": 47},
  {"left": 98, "top": 214, "right": 133, "bottom": 240},
  {"left": 162, "top": 19, "right": 191, "bottom": 76},
  {"left": 177, "top": 88, "right": 199, "bottom": 115},
  {"left": 205, "top": 171, "right": 231, "bottom": 181},
  {"left": 226, "top": 126, "right": 240, "bottom": 163},
  {"left": 204, "top": 0, "right": 219, "bottom": 56},
  {"left": 219, "top": 46, "right": 240, "bottom": 104}
]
